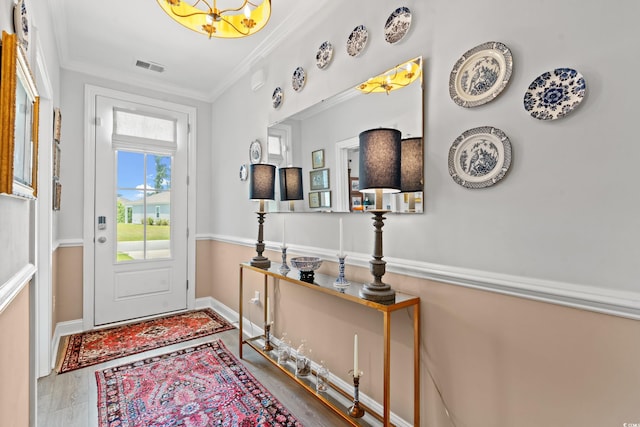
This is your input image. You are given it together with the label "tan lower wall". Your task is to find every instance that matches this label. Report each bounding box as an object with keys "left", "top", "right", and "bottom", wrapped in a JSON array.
[
  {"left": 54, "top": 246, "right": 83, "bottom": 323},
  {"left": 210, "top": 240, "right": 640, "bottom": 427},
  {"left": 0, "top": 285, "right": 30, "bottom": 427},
  {"left": 51, "top": 240, "right": 640, "bottom": 425}
]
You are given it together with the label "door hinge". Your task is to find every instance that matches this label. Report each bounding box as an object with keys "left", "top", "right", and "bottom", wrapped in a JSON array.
[
  {"left": 186, "top": 228, "right": 189, "bottom": 238},
  {"left": 188, "top": 123, "right": 191, "bottom": 134},
  {"left": 186, "top": 280, "right": 189, "bottom": 290},
  {"left": 95, "top": 117, "right": 102, "bottom": 126},
  {"left": 187, "top": 175, "right": 190, "bottom": 185}
]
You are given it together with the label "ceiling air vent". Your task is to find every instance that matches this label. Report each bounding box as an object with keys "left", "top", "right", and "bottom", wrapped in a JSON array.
[{"left": 135, "top": 59, "right": 165, "bottom": 73}]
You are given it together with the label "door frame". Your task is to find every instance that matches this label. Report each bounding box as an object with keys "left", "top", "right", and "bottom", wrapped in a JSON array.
[{"left": 82, "top": 85, "right": 197, "bottom": 330}]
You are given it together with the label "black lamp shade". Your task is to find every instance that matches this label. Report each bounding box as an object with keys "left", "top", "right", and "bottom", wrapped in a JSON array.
[
  {"left": 358, "top": 128, "right": 402, "bottom": 193},
  {"left": 401, "top": 137, "right": 423, "bottom": 192},
  {"left": 249, "top": 163, "right": 276, "bottom": 200},
  {"left": 279, "top": 167, "right": 303, "bottom": 201}
]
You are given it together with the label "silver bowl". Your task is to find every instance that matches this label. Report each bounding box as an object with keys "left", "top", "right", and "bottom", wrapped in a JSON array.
[{"left": 290, "top": 256, "right": 323, "bottom": 271}]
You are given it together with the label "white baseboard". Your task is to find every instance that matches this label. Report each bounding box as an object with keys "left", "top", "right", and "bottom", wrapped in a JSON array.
[
  {"left": 50, "top": 318, "right": 84, "bottom": 369},
  {"left": 195, "top": 297, "right": 413, "bottom": 427}
]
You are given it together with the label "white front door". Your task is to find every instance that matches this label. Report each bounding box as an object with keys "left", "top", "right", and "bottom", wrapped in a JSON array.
[{"left": 93, "top": 95, "right": 189, "bottom": 326}]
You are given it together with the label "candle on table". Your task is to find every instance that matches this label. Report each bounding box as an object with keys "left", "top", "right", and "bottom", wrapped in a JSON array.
[
  {"left": 339, "top": 218, "right": 343, "bottom": 256},
  {"left": 353, "top": 333, "right": 359, "bottom": 377},
  {"left": 266, "top": 297, "right": 271, "bottom": 324}
]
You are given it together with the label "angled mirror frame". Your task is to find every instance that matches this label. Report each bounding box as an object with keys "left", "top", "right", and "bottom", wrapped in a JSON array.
[
  {"left": 267, "top": 56, "right": 423, "bottom": 214},
  {"left": 0, "top": 31, "right": 40, "bottom": 198}
]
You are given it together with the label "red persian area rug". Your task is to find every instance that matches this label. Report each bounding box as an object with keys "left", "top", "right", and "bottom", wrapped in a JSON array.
[
  {"left": 57, "top": 308, "right": 235, "bottom": 373},
  {"left": 96, "top": 340, "right": 303, "bottom": 427}
]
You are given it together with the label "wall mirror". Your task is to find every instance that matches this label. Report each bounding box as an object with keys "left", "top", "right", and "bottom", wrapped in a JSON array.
[
  {"left": 267, "top": 56, "right": 423, "bottom": 213},
  {"left": 0, "top": 31, "right": 40, "bottom": 198}
]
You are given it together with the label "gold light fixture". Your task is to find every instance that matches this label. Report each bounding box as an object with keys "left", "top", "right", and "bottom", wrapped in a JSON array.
[
  {"left": 157, "top": 0, "right": 271, "bottom": 39},
  {"left": 357, "top": 57, "right": 422, "bottom": 95}
]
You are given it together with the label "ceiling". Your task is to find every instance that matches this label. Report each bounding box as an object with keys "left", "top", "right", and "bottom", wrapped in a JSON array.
[{"left": 47, "top": 0, "right": 333, "bottom": 102}]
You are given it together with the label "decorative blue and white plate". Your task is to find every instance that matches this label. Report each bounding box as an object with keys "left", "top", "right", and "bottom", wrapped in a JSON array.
[
  {"left": 449, "top": 41, "right": 513, "bottom": 108},
  {"left": 523, "top": 68, "right": 586, "bottom": 120},
  {"left": 346, "top": 25, "right": 368, "bottom": 57},
  {"left": 384, "top": 6, "right": 411, "bottom": 44},
  {"left": 316, "top": 41, "right": 334, "bottom": 69},
  {"left": 13, "top": 0, "right": 30, "bottom": 52},
  {"left": 448, "top": 126, "right": 512, "bottom": 189},
  {"left": 292, "top": 66, "right": 306, "bottom": 92},
  {"left": 272, "top": 87, "right": 283, "bottom": 109}
]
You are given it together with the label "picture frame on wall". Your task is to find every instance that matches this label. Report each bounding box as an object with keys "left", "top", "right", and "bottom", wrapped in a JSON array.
[
  {"left": 318, "top": 190, "right": 331, "bottom": 208},
  {"left": 53, "top": 181, "right": 61, "bottom": 211},
  {"left": 312, "top": 149, "right": 325, "bottom": 169},
  {"left": 53, "top": 141, "right": 61, "bottom": 179},
  {"left": 53, "top": 108, "right": 62, "bottom": 142},
  {"left": 309, "top": 168, "right": 330, "bottom": 190},
  {"left": 350, "top": 177, "right": 359, "bottom": 192},
  {"left": 351, "top": 195, "right": 363, "bottom": 211}
]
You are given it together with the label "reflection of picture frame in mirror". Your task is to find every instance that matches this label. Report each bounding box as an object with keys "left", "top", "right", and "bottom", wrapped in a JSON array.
[
  {"left": 351, "top": 195, "right": 363, "bottom": 211},
  {"left": 350, "top": 177, "right": 359, "bottom": 192},
  {"left": 309, "top": 168, "right": 329, "bottom": 190},
  {"left": 52, "top": 180, "right": 61, "bottom": 211},
  {"left": 319, "top": 190, "right": 331, "bottom": 208},
  {"left": 309, "top": 191, "right": 320, "bottom": 208},
  {"left": 53, "top": 142, "right": 61, "bottom": 179},
  {"left": 312, "top": 149, "right": 324, "bottom": 169}
]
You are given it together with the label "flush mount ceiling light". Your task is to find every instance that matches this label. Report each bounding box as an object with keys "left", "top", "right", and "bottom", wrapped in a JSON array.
[
  {"left": 357, "top": 56, "right": 422, "bottom": 94},
  {"left": 157, "top": 0, "right": 271, "bottom": 39}
]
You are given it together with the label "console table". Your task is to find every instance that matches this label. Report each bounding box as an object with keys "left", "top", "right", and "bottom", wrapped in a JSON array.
[{"left": 238, "top": 261, "right": 420, "bottom": 427}]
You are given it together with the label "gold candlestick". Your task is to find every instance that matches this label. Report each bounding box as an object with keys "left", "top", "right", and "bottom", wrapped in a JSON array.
[{"left": 263, "top": 322, "right": 274, "bottom": 351}]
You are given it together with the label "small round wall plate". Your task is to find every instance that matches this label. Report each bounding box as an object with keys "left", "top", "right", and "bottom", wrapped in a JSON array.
[
  {"left": 449, "top": 41, "right": 513, "bottom": 108},
  {"left": 249, "top": 140, "right": 262, "bottom": 164},
  {"left": 384, "top": 6, "right": 412, "bottom": 44},
  {"left": 272, "top": 87, "right": 283, "bottom": 109},
  {"left": 239, "top": 164, "right": 248, "bottom": 181},
  {"left": 523, "top": 68, "right": 586, "bottom": 120},
  {"left": 346, "top": 25, "right": 369, "bottom": 57},
  {"left": 292, "top": 66, "right": 306, "bottom": 92},
  {"left": 13, "top": 0, "right": 30, "bottom": 52},
  {"left": 448, "top": 126, "right": 512, "bottom": 189},
  {"left": 316, "top": 41, "right": 334, "bottom": 69}
]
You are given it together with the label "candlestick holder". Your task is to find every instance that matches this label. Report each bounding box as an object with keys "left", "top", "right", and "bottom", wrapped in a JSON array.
[
  {"left": 263, "top": 322, "right": 274, "bottom": 351},
  {"left": 279, "top": 246, "right": 290, "bottom": 275},
  {"left": 347, "top": 370, "right": 365, "bottom": 418},
  {"left": 333, "top": 254, "right": 350, "bottom": 291}
]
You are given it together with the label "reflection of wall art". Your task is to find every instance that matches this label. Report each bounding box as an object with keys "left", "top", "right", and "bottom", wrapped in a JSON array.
[
  {"left": 350, "top": 177, "right": 359, "bottom": 192},
  {"left": 53, "top": 107, "right": 62, "bottom": 142},
  {"left": 53, "top": 180, "right": 61, "bottom": 211},
  {"left": 309, "top": 168, "right": 330, "bottom": 191},
  {"left": 312, "top": 149, "right": 324, "bottom": 169},
  {"left": 309, "top": 191, "right": 331, "bottom": 208},
  {"left": 351, "top": 195, "right": 362, "bottom": 211},
  {"left": 309, "top": 191, "right": 320, "bottom": 208}
]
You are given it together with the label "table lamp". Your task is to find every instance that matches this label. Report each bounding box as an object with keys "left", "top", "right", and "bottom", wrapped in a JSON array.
[
  {"left": 401, "top": 137, "right": 424, "bottom": 212},
  {"left": 279, "top": 166, "right": 303, "bottom": 211},
  {"left": 249, "top": 163, "right": 275, "bottom": 269},
  {"left": 358, "top": 128, "right": 401, "bottom": 303}
]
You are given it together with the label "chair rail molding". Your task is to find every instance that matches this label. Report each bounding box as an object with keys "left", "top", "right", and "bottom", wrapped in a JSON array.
[{"left": 209, "top": 234, "right": 640, "bottom": 320}]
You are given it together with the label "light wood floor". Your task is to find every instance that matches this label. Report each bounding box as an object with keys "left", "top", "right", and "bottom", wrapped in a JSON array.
[{"left": 37, "top": 326, "right": 348, "bottom": 427}]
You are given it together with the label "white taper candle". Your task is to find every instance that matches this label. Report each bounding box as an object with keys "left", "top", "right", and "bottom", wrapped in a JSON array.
[{"left": 353, "top": 333, "right": 359, "bottom": 376}]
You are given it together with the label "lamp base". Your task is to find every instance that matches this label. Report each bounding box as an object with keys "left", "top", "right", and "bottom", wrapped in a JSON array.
[
  {"left": 250, "top": 256, "right": 271, "bottom": 269},
  {"left": 359, "top": 284, "right": 395, "bottom": 303}
]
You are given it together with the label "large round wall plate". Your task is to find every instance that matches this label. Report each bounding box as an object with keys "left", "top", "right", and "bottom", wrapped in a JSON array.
[
  {"left": 449, "top": 41, "right": 513, "bottom": 108},
  {"left": 272, "top": 87, "right": 283, "bottom": 109},
  {"left": 523, "top": 68, "right": 586, "bottom": 120},
  {"left": 13, "top": 0, "right": 30, "bottom": 52},
  {"left": 384, "top": 6, "right": 412, "bottom": 44},
  {"left": 316, "top": 41, "right": 334, "bottom": 69},
  {"left": 448, "top": 126, "right": 512, "bottom": 189},
  {"left": 346, "top": 25, "right": 369, "bottom": 57},
  {"left": 292, "top": 66, "right": 306, "bottom": 92},
  {"left": 249, "top": 140, "right": 262, "bottom": 164}
]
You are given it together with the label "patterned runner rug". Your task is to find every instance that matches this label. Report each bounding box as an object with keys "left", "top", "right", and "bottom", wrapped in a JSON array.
[
  {"left": 96, "top": 340, "right": 303, "bottom": 427},
  {"left": 57, "top": 308, "right": 235, "bottom": 373}
]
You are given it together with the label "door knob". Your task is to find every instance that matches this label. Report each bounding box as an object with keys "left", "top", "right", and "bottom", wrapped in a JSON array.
[{"left": 97, "top": 236, "right": 107, "bottom": 243}]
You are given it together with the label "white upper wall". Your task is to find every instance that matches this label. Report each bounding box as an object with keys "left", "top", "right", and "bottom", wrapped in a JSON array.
[{"left": 211, "top": 0, "right": 640, "bottom": 295}]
